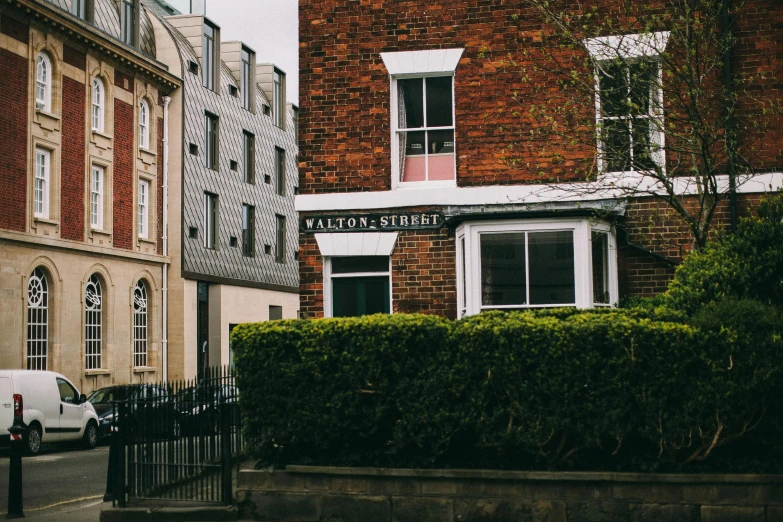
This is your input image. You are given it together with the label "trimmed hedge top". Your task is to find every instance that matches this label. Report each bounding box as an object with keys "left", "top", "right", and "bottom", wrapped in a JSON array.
[{"left": 233, "top": 309, "right": 782, "bottom": 473}]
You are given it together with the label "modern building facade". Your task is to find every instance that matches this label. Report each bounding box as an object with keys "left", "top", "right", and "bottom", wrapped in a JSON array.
[
  {"left": 0, "top": 0, "right": 180, "bottom": 391},
  {"left": 297, "top": 0, "right": 783, "bottom": 319},
  {"left": 144, "top": 0, "right": 299, "bottom": 380}
]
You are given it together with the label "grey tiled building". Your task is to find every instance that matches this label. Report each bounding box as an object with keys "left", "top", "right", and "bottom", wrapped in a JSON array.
[{"left": 144, "top": 0, "right": 299, "bottom": 379}]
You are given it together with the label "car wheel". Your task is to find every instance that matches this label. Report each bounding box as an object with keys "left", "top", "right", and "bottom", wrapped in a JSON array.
[
  {"left": 83, "top": 421, "right": 98, "bottom": 449},
  {"left": 24, "top": 424, "right": 42, "bottom": 456}
]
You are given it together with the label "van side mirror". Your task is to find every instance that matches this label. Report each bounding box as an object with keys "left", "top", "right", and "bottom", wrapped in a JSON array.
[{"left": 79, "top": 394, "right": 87, "bottom": 404}]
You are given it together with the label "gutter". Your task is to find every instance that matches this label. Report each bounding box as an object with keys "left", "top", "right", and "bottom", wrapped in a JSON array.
[{"left": 162, "top": 95, "right": 171, "bottom": 383}]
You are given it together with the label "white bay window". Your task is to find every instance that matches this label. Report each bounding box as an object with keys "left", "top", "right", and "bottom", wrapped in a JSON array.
[{"left": 456, "top": 218, "right": 617, "bottom": 317}]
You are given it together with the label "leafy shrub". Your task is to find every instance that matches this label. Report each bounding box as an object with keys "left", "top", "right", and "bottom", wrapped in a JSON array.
[
  {"left": 667, "top": 193, "right": 783, "bottom": 315},
  {"left": 233, "top": 310, "right": 782, "bottom": 472}
]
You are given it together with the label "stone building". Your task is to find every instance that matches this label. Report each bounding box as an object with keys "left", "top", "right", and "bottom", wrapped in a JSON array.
[
  {"left": 0, "top": 0, "right": 180, "bottom": 391},
  {"left": 297, "top": 0, "right": 783, "bottom": 319},
  {"left": 143, "top": 0, "right": 299, "bottom": 380}
]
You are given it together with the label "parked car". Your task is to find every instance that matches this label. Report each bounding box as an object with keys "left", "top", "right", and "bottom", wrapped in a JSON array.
[
  {"left": 0, "top": 370, "right": 100, "bottom": 455},
  {"left": 87, "top": 384, "right": 180, "bottom": 441},
  {"left": 176, "top": 383, "right": 239, "bottom": 436}
]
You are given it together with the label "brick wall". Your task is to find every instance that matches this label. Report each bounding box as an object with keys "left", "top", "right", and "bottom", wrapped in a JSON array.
[
  {"left": 113, "top": 98, "right": 134, "bottom": 250},
  {"left": 299, "top": 214, "right": 458, "bottom": 319},
  {"left": 298, "top": 0, "right": 783, "bottom": 196},
  {"left": 63, "top": 44, "right": 85, "bottom": 70},
  {"left": 114, "top": 69, "right": 134, "bottom": 94},
  {"left": 0, "top": 48, "right": 28, "bottom": 232},
  {"left": 0, "top": 14, "right": 28, "bottom": 44},
  {"left": 60, "top": 76, "right": 86, "bottom": 242}
]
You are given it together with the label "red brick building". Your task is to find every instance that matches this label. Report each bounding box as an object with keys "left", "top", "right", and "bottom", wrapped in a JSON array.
[
  {"left": 297, "top": 0, "right": 783, "bottom": 319},
  {"left": 0, "top": 0, "right": 180, "bottom": 390}
]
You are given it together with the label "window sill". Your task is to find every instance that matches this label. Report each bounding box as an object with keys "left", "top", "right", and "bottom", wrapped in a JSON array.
[
  {"left": 395, "top": 180, "right": 457, "bottom": 190},
  {"left": 33, "top": 216, "right": 59, "bottom": 228},
  {"left": 90, "top": 130, "right": 113, "bottom": 150},
  {"left": 139, "top": 148, "right": 156, "bottom": 165},
  {"left": 34, "top": 109, "right": 60, "bottom": 131},
  {"left": 133, "top": 367, "right": 156, "bottom": 374},
  {"left": 85, "top": 369, "right": 111, "bottom": 376}
]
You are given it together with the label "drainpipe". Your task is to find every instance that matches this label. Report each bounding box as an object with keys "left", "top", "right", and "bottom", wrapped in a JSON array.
[
  {"left": 722, "top": 0, "right": 737, "bottom": 231},
  {"left": 162, "top": 96, "right": 171, "bottom": 383}
]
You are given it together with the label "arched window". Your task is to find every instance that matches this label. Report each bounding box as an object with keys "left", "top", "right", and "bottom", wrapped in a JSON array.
[
  {"left": 27, "top": 268, "right": 49, "bottom": 371},
  {"left": 35, "top": 53, "right": 52, "bottom": 112},
  {"left": 85, "top": 274, "right": 103, "bottom": 370},
  {"left": 139, "top": 99, "right": 149, "bottom": 149},
  {"left": 133, "top": 280, "right": 148, "bottom": 367},
  {"left": 92, "top": 78, "right": 104, "bottom": 132}
]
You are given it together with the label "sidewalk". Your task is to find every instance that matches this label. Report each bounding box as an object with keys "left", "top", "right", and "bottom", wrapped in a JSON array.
[{"left": 22, "top": 498, "right": 105, "bottom": 521}]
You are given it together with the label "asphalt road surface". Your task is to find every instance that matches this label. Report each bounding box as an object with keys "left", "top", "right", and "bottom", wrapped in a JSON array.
[{"left": 0, "top": 442, "right": 109, "bottom": 517}]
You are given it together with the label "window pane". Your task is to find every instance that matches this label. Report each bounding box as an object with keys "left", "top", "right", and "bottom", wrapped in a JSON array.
[
  {"left": 332, "top": 276, "right": 390, "bottom": 317},
  {"left": 480, "top": 233, "right": 526, "bottom": 306},
  {"left": 332, "top": 256, "right": 388, "bottom": 274},
  {"left": 599, "top": 62, "right": 627, "bottom": 117},
  {"left": 401, "top": 130, "right": 425, "bottom": 182},
  {"left": 427, "top": 129, "right": 455, "bottom": 181},
  {"left": 629, "top": 61, "right": 655, "bottom": 115},
  {"left": 604, "top": 119, "right": 631, "bottom": 172},
  {"left": 591, "top": 232, "right": 609, "bottom": 304},
  {"left": 398, "top": 78, "right": 424, "bottom": 129},
  {"left": 528, "top": 231, "right": 575, "bottom": 305},
  {"left": 425, "top": 76, "right": 453, "bottom": 127},
  {"left": 632, "top": 118, "right": 655, "bottom": 170}
]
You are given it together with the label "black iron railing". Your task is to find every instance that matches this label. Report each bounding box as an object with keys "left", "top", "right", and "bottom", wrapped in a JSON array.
[{"left": 106, "top": 367, "right": 243, "bottom": 506}]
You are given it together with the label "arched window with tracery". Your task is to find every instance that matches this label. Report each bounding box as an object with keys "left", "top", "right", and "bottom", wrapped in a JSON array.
[
  {"left": 85, "top": 274, "right": 103, "bottom": 370},
  {"left": 133, "top": 280, "right": 148, "bottom": 367},
  {"left": 92, "top": 78, "right": 104, "bottom": 132},
  {"left": 36, "top": 52, "right": 52, "bottom": 112},
  {"left": 27, "top": 268, "right": 49, "bottom": 370}
]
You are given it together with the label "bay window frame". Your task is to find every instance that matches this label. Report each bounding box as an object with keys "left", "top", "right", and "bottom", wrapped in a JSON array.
[{"left": 456, "top": 218, "right": 617, "bottom": 316}]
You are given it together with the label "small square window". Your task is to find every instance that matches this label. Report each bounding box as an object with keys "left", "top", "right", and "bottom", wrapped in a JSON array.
[
  {"left": 230, "top": 160, "right": 238, "bottom": 171},
  {"left": 229, "top": 85, "right": 238, "bottom": 97},
  {"left": 264, "top": 244, "right": 271, "bottom": 255},
  {"left": 293, "top": 186, "right": 299, "bottom": 195},
  {"left": 188, "top": 61, "right": 199, "bottom": 75},
  {"left": 189, "top": 143, "right": 198, "bottom": 155},
  {"left": 229, "top": 236, "right": 238, "bottom": 247},
  {"left": 264, "top": 174, "right": 271, "bottom": 184},
  {"left": 188, "top": 226, "right": 198, "bottom": 239},
  {"left": 294, "top": 251, "right": 299, "bottom": 260},
  {"left": 263, "top": 105, "right": 270, "bottom": 116}
]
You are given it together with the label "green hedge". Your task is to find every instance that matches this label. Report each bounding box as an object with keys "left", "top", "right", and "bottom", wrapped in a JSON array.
[{"left": 232, "top": 309, "right": 782, "bottom": 472}]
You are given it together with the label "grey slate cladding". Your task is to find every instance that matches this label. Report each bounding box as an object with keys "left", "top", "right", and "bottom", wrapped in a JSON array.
[
  {"left": 143, "top": 0, "right": 299, "bottom": 289},
  {"left": 42, "top": 0, "right": 157, "bottom": 58}
]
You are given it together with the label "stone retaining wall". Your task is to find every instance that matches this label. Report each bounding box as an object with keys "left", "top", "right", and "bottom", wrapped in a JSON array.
[{"left": 237, "top": 466, "right": 783, "bottom": 522}]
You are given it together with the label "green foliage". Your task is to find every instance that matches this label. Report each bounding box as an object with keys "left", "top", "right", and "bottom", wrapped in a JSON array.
[
  {"left": 233, "top": 309, "right": 782, "bottom": 472},
  {"left": 667, "top": 193, "right": 783, "bottom": 314}
]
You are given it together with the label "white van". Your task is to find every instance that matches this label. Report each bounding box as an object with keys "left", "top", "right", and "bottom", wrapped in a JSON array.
[{"left": 0, "top": 370, "right": 99, "bottom": 455}]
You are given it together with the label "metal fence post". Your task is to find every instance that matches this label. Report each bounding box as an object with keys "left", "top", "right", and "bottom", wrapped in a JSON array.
[
  {"left": 116, "top": 399, "right": 127, "bottom": 508},
  {"left": 7, "top": 423, "right": 25, "bottom": 519},
  {"left": 220, "top": 400, "right": 232, "bottom": 505}
]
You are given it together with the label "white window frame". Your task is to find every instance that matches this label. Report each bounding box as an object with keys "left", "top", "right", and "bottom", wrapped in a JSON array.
[
  {"left": 34, "top": 147, "right": 50, "bottom": 219},
  {"left": 138, "top": 179, "right": 149, "bottom": 239},
  {"left": 27, "top": 267, "right": 49, "bottom": 371},
  {"left": 315, "top": 232, "right": 398, "bottom": 318},
  {"left": 85, "top": 274, "right": 103, "bottom": 370},
  {"left": 35, "top": 52, "right": 52, "bottom": 113},
  {"left": 456, "top": 218, "right": 618, "bottom": 317},
  {"left": 323, "top": 257, "right": 393, "bottom": 319},
  {"left": 90, "top": 165, "right": 104, "bottom": 229},
  {"left": 139, "top": 99, "right": 150, "bottom": 149},
  {"left": 92, "top": 78, "right": 105, "bottom": 132},
  {"left": 584, "top": 32, "right": 669, "bottom": 174},
  {"left": 381, "top": 48, "right": 464, "bottom": 190},
  {"left": 133, "top": 280, "right": 148, "bottom": 368}
]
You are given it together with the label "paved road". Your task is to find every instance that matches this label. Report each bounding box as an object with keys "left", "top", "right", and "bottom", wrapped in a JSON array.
[{"left": 0, "top": 442, "right": 109, "bottom": 518}]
